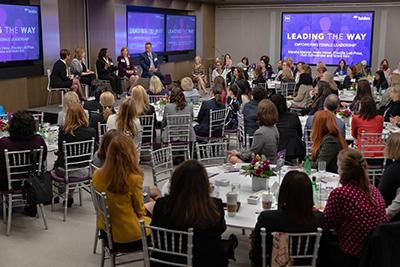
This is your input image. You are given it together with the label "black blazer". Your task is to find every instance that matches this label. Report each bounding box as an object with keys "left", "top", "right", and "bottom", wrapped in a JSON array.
[
  {"left": 50, "top": 59, "right": 70, "bottom": 87},
  {"left": 83, "top": 100, "right": 103, "bottom": 113},
  {"left": 151, "top": 197, "right": 228, "bottom": 267},
  {"left": 117, "top": 56, "right": 135, "bottom": 77},
  {"left": 383, "top": 101, "right": 400, "bottom": 122},
  {"left": 54, "top": 126, "right": 96, "bottom": 170},
  {"left": 139, "top": 52, "right": 160, "bottom": 74},
  {"left": 242, "top": 99, "right": 259, "bottom": 136},
  {"left": 195, "top": 98, "right": 225, "bottom": 137},
  {"left": 276, "top": 112, "right": 306, "bottom": 160},
  {"left": 96, "top": 57, "right": 117, "bottom": 79}
]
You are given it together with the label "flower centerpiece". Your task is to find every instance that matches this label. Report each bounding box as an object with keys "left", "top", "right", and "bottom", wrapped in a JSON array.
[
  {"left": 241, "top": 154, "right": 276, "bottom": 191},
  {"left": 0, "top": 118, "right": 9, "bottom": 138},
  {"left": 156, "top": 95, "right": 169, "bottom": 106},
  {"left": 348, "top": 82, "right": 357, "bottom": 91},
  {"left": 337, "top": 108, "right": 353, "bottom": 126}
]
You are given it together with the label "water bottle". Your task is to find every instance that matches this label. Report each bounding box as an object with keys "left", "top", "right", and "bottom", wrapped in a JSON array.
[
  {"left": 39, "top": 124, "right": 45, "bottom": 138},
  {"left": 190, "top": 98, "right": 193, "bottom": 105},
  {"left": 312, "top": 176, "right": 317, "bottom": 206},
  {"left": 304, "top": 155, "right": 311, "bottom": 176},
  {"left": 378, "top": 86, "right": 382, "bottom": 96}
]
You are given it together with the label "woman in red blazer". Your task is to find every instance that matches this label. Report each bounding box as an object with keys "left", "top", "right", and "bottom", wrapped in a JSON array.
[{"left": 117, "top": 47, "right": 139, "bottom": 94}]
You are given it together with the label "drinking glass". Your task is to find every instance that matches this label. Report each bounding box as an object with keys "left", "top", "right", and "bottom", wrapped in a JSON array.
[{"left": 318, "top": 161, "right": 326, "bottom": 173}]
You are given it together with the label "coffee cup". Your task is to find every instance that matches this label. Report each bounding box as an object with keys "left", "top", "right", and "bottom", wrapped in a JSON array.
[
  {"left": 262, "top": 193, "right": 273, "bottom": 210},
  {"left": 226, "top": 192, "right": 238, "bottom": 217}
]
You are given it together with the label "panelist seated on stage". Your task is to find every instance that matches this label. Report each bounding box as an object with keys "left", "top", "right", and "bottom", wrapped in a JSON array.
[{"left": 139, "top": 42, "right": 165, "bottom": 81}]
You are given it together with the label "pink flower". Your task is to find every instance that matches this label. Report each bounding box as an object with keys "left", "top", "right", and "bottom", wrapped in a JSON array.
[{"left": 254, "top": 168, "right": 262, "bottom": 176}]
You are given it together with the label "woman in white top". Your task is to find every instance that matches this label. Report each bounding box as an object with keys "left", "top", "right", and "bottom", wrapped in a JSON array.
[
  {"left": 106, "top": 97, "right": 142, "bottom": 147},
  {"left": 57, "top": 91, "right": 89, "bottom": 126},
  {"left": 212, "top": 61, "right": 228, "bottom": 83}
]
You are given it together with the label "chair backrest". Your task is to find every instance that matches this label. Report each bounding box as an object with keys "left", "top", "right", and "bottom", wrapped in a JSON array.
[
  {"left": 98, "top": 122, "right": 107, "bottom": 141},
  {"left": 196, "top": 142, "right": 228, "bottom": 167},
  {"left": 261, "top": 227, "right": 323, "bottom": 267},
  {"left": 140, "top": 220, "right": 193, "bottom": 267},
  {"left": 208, "top": 109, "right": 226, "bottom": 138},
  {"left": 237, "top": 112, "right": 250, "bottom": 151},
  {"left": 90, "top": 185, "right": 114, "bottom": 250},
  {"left": 62, "top": 138, "right": 95, "bottom": 180},
  {"left": 185, "top": 95, "right": 200, "bottom": 105},
  {"left": 360, "top": 131, "right": 387, "bottom": 160},
  {"left": 140, "top": 114, "right": 155, "bottom": 148},
  {"left": 281, "top": 81, "right": 296, "bottom": 98},
  {"left": 303, "top": 126, "right": 312, "bottom": 155},
  {"left": 4, "top": 147, "right": 43, "bottom": 191},
  {"left": 151, "top": 146, "right": 174, "bottom": 186},
  {"left": 149, "top": 95, "right": 168, "bottom": 104},
  {"left": 166, "top": 114, "right": 191, "bottom": 144}
]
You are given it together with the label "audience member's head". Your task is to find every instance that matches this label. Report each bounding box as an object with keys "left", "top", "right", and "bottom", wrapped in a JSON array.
[
  {"left": 356, "top": 79, "right": 373, "bottom": 100},
  {"left": 96, "top": 129, "right": 121, "bottom": 163},
  {"left": 254, "top": 68, "right": 263, "bottom": 79},
  {"left": 278, "top": 171, "right": 313, "bottom": 226},
  {"left": 324, "top": 94, "right": 340, "bottom": 113},
  {"left": 181, "top": 77, "right": 194, "bottom": 91},
  {"left": 374, "top": 70, "right": 388, "bottom": 88},
  {"left": 241, "top": 57, "right": 249, "bottom": 66},
  {"left": 213, "top": 76, "right": 226, "bottom": 92},
  {"left": 311, "top": 110, "right": 347, "bottom": 160},
  {"left": 64, "top": 104, "right": 88, "bottom": 135},
  {"left": 390, "top": 73, "right": 400, "bottom": 87},
  {"left": 224, "top": 53, "right": 232, "bottom": 66},
  {"left": 321, "top": 72, "right": 338, "bottom": 91},
  {"left": 100, "top": 91, "right": 115, "bottom": 121},
  {"left": 282, "top": 66, "right": 294, "bottom": 80},
  {"left": 60, "top": 49, "right": 70, "bottom": 60},
  {"left": 380, "top": 59, "right": 389, "bottom": 71},
  {"left": 252, "top": 85, "right": 267, "bottom": 101},
  {"left": 116, "top": 97, "right": 138, "bottom": 137},
  {"left": 338, "top": 59, "right": 346, "bottom": 71},
  {"left": 9, "top": 111, "right": 36, "bottom": 141},
  {"left": 167, "top": 160, "right": 220, "bottom": 228},
  {"left": 355, "top": 62, "right": 366, "bottom": 76},
  {"left": 170, "top": 86, "right": 187, "bottom": 111},
  {"left": 385, "top": 133, "right": 400, "bottom": 161},
  {"left": 347, "top": 65, "right": 357, "bottom": 78},
  {"left": 216, "top": 61, "right": 223, "bottom": 70},
  {"left": 359, "top": 96, "right": 377, "bottom": 121},
  {"left": 390, "top": 86, "right": 400, "bottom": 102},
  {"left": 149, "top": 75, "right": 164, "bottom": 94},
  {"left": 228, "top": 82, "right": 240, "bottom": 102},
  {"left": 210, "top": 87, "right": 223, "bottom": 106},
  {"left": 63, "top": 91, "right": 80, "bottom": 112},
  {"left": 296, "top": 61, "right": 304, "bottom": 72},
  {"left": 301, "top": 64, "right": 312, "bottom": 75},
  {"left": 234, "top": 67, "right": 245, "bottom": 80},
  {"left": 270, "top": 93, "right": 287, "bottom": 115},
  {"left": 312, "top": 81, "right": 331, "bottom": 109},
  {"left": 94, "top": 88, "right": 103, "bottom": 102},
  {"left": 132, "top": 85, "right": 150, "bottom": 115},
  {"left": 257, "top": 99, "right": 278, "bottom": 127},
  {"left": 101, "top": 134, "right": 143, "bottom": 194}
]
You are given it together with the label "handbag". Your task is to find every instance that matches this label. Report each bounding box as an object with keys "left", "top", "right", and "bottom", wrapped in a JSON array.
[{"left": 22, "top": 151, "right": 53, "bottom": 205}]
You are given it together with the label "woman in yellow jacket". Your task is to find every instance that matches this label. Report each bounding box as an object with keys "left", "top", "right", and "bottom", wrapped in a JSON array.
[{"left": 92, "top": 132, "right": 151, "bottom": 247}]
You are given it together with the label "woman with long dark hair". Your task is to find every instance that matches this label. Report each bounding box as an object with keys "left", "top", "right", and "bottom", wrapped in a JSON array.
[
  {"left": 335, "top": 59, "right": 347, "bottom": 76},
  {"left": 151, "top": 160, "right": 237, "bottom": 266},
  {"left": 342, "top": 79, "right": 373, "bottom": 113},
  {"left": 250, "top": 171, "right": 325, "bottom": 267},
  {"left": 373, "top": 70, "right": 389, "bottom": 90},
  {"left": 324, "top": 148, "right": 387, "bottom": 267},
  {"left": 308, "top": 81, "right": 332, "bottom": 115},
  {"left": 96, "top": 48, "right": 122, "bottom": 99}
]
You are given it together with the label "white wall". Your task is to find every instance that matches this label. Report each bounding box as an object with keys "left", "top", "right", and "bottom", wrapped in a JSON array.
[{"left": 215, "top": 3, "right": 400, "bottom": 72}]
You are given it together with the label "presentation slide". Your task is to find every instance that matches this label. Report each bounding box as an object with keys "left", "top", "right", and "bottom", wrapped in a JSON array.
[
  {"left": 0, "top": 4, "right": 40, "bottom": 62},
  {"left": 127, "top": 12, "right": 165, "bottom": 54},
  {"left": 281, "top": 12, "right": 374, "bottom": 66},
  {"left": 166, "top": 15, "right": 196, "bottom": 51}
]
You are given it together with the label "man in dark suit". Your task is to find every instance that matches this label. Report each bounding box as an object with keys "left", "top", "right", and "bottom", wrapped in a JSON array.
[
  {"left": 139, "top": 42, "right": 165, "bottom": 81},
  {"left": 50, "top": 49, "right": 86, "bottom": 100}
]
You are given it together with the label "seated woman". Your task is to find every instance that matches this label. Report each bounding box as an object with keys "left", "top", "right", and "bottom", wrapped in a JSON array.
[
  {"left": 151, "top": 160, "right": 237, "bottom": 266},
  {"left": 83, "top": 88, "right": 103, "bottom": 112},
  {"left": 308, "top": 81, "right": 332, "bottom": 115},
  {"left": 212, "top": 61, "right": 228, "bottom": 84},
  {"left": 117, "top": 46, "right": 139, "bottom": 93},
  {"left": 321, "top": 72, "right": 338, "bottom": 95},
  {"left": 57, "top": 91, "right": 89, "bottom": 126},
  {"left": 106, "top": 97, "right": 142, "bottom": 147},
  {"left": 96, "top": 48, "right": 121, "bottom": 99},
  {"left": 0, "top": 111, "right": 48, "bottom": 192},
  {"left": 378, "top": 73, "right": 400, "bottom": 111},
  {"left": 281, "top": 65, "right": 295, "bottom": 83},
  {"left": 242, "top": 85, "right": 267, "bottom": 136},
  {"left": 381, "top": 85, "right": 400, "bottom": 122},
  {"left": 335, "top": 59, "right": 347, "bottom": 76},
  {"left": 292, "top": 71, "right": 313, "bottom": 109},
  {"left": 92, "top": 133, "right": 152, "bottom": 250},
  {"left": 293, "top": 61, "right": 304, "bottom": 84},
  {"left": 324, "top": 148, "right": 388, "bottom": 267},
  {"left": 225, "top": 83, "right": 240, "bottom": 130},
  {"left": 259, "top": 55, "right": 274, "bottom": 79},
  {"left": 295, "top": 64, "right": 312, "bottom": 91},
  {"left": 342, "top": 65, "right": 357, "bottom": 90},
  {"left": 89, "top": 91, "right": 115, "bottom": 143},
  {"left": 162, "top": 87, "right": 195, "bottom": 143},
  {"left": 342, "top": 79, "right": 373, "bottom": 114},
  {"left": 232, "top": 67, "right": 246, "bottom": 85},
  {"left": 235, "top": 78, "right": 251, "bottom": 106},
  {"left": 252, "top": 68, "right": 266, "bottom": 86},
  {"left": 351, "top": 96, "right": 384, "bottom": 156},
  {"left": 380, "top": 133, "right": 400, "bottom": 221},
  {"left": 250, "top": 171, "right": 325, "bottom": 267},
  {"left": 270, "top": 94, "right": 305, "bottom": 162},
  {"left": 228, "top": 99, "right": 279, "bottom": 164},
  {"left": 312, "top": 63, "right": 327, "bottom": 87},
  {"left": 181, "top": 77, "right": 200, "bottom": 104},
  {"left": 50, "top": 49, "right": 86, "bottom": 100},
  {"left": 70, "top": 47, "right": 96, "bottom": 86},
  {"left": 309, "top": 110, "right": 347, "bottom": 173},
  {"left": 54, "top": 104, "right": 96, "bottom": 207},
  {"left": 373, "top": 70, "right": 389, "bottom": 91},
  {"left": 213, "top": 76, "right": 227, "bottom": 104},
  {"left": 194, "top": 87, "right": 225, "bottom": 138},
  {"left": 92, "top": 130, "right": 161, "bottom": 204},
  {"left": 147, "top": 75, "right": 169, "bottom": 96},
  {"left": 191, "top": 56, "right": 207, "bottom": 96}
]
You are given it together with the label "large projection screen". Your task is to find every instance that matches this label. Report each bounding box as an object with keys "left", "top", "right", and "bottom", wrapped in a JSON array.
[{"left": 280, "top": 12, "right": 374, "bottom": 66}]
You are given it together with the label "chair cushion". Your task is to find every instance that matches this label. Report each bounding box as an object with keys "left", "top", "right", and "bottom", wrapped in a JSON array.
[
  {"left": 196, "top": 136, "right": 224, "bottom": 141},
  {"left": 225, "top": 129, "right": 238, "bottom": 133},
  {"left": 169, "top": 141, "right": 190, "bottom": 145},
  {"left": 50, "top": 170, "right": 90, "bottom": 183},
  {"left": 0, "top": 189, "right": 22, "bottom": 194}
]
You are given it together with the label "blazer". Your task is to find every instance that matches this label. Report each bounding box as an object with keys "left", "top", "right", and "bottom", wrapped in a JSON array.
[
  {"left": 50, "top": 59, "right": 71, "bottom": 88},
  {"left": 162, "top": 103, "right": 195, "bottom": 143},
  {"left": 151, "top": 196, "right": 228, "bottom": 267},
  {"left": 378, "top": 161, "right": 400, "bottom": 208},
  {"left": 383, "top": 101, "right": 400, "bottom": 122},
  {"left": 194, "top": 98, "right": 225, "bottom": 137},
  {"left": 54, "top": 126, "right": 96, "bottom": 170},
  {"left": 242, "top": 99, "right": 259, "bottom": 136},
  {"left": 117, "top": 56, "right": 135, "bottom": 77},
  {"left": 276, "top": 112, "right": 306, "bottom": 159},
  {"left": 238, "top": 125, "right": 279, "bottom": 163},
  {"left": 70, "top": 58, "right": 88, "bottom": 78},
  {"left": 139, "top": 52, "right": 160, "bottom": 74},
  {"left": 292, "top": 84, "right": 313, "bottom": 108},
  {"left": 83, "top": 100, "right": 103, "bottom": 113},
  {"left": 310, "top": 135, "right": 343, "bottom": 173},
  {"left": 96, "top": 57, "right": 117, "bottom": 79},
  {"left": 92, "top": 170, "right": 151, "bottom": 243}
]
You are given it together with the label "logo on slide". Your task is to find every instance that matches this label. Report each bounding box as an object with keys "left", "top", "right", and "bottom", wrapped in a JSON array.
[
  {"left": 353, "top": 15, "right": 370, "bottom": 21},
  {"left": 284, "top": 15, "right": 291, "bottom": 22}
]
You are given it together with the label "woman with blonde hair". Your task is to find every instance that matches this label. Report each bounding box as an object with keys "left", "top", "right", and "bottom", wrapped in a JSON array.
[
  {"left": 106, "top": 97, "right": 142, "bottom": 147},
  {"left": 89, "top": 91, "right": 115, "bottom": 143},
  {"left": 321, "top": 71, "right": 338, "bottom": 93},
  {"left": 70, "top": 47, "right": 96, "bottom": 85},
  {"left": 281, "top": 65, "right": 294, "bottom": 83},
  {"left": 192, "top": 56, "right": 207, "bottom": 95},
  {"left": 379, "top": 73, "right": 400, "bottom": 110},
  {"left": 117, "top": 46, "right": 139, "bottom": 93},
  {"left": 54, "top": 104, "right": 96, "bottom": 206},
  {"left": 57, "top": 91, "right": 89, "bottom": 126},
  {"left": 181, "top": 76, "right": 199, "bottom": 103},
  {"left": 148, "top": 75, "right": 169, "bottom": 96}
]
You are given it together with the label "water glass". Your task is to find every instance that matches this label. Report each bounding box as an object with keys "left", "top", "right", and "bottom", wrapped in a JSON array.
[{"left": 318, "top": 161, "right": 326, "bottom": 173}]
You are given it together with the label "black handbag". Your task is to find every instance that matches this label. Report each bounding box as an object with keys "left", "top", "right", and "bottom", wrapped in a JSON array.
[{"left": 22, "top": 151, "right": 53, "bottom": 205}]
